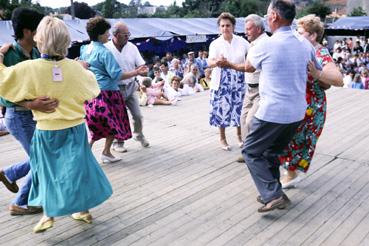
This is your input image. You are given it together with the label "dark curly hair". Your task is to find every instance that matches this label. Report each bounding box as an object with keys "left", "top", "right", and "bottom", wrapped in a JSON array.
[
  {"left": 11, "top": 7, "right": 44, "bottom": 40},
  {"left": 86, "top": 16, "right": 111, "bottom": 41}
]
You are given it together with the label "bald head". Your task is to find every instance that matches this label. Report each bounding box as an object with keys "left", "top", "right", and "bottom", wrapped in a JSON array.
[{"left": 111, "top": 21, "right": 130, "bottom": 47}]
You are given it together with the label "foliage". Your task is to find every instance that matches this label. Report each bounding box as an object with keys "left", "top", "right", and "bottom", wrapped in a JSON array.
[
  {"left": 65, "top": 2, "right": 96, "bottom": 19},
  {"left": 349, "top": 7, "right": 367, "bottom": 16},
  {"left": 304, "top": 1, "right": 331, "bottom": 21},
  {"left": 0, "top": 0, "right": 53, "bottom": 20}
]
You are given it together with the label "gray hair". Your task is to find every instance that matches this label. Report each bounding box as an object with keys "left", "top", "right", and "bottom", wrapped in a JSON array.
[
  {"left": 111, "top": 21, "right": 127, "bottom": 36},
  {"left": 245, "top": 14, "right": 265, "bottom": 32}
]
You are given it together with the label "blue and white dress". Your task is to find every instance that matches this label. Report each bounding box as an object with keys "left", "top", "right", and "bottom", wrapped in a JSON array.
[
  {"left": 209, "top": 69, "right": 245, "bottom": 127},
  {"left": 208, "top": 34, "right": 249, "bottom": 127}
]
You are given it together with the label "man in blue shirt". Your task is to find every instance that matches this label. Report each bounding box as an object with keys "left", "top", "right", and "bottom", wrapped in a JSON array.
[{"left": 242, "top": 0, "right": 321, "bottom": 213}]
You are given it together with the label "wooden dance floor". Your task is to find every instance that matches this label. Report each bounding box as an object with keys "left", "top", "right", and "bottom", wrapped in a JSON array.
[{"left": 1, "top": 88, "right": 369, "bottom": 245}]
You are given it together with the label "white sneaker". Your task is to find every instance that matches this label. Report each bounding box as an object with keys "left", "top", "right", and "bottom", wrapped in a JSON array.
[
  {"left": 281, "top": 175, "right": 302, "bottom": 189},
  {"left": 134, "top": 136, "right": 150, "bottom": 148},
  {"left": 101, "top": 154, "right": 121, "bottom": 164},
  {"left": 112, "top": 142, "right": 127, "bottom": 153}
]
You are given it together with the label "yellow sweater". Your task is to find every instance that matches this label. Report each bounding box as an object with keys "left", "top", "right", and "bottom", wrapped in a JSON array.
[{"left": 0, "top": 59, "right": 100, "bottom": 130}]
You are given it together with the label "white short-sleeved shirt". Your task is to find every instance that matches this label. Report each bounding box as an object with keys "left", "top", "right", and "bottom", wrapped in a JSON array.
[
  {"left": 247, "top": 26, "right": 321, "bottom": 124},
  {"left": 208, "top": 34, "right": 249, "bottom": 90},
  {"left": 105, "top": 41, "right": 145, "bottom": 85}
]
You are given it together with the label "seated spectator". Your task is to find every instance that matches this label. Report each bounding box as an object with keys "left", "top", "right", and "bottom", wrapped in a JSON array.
[
  {"left": 361, "top": 69, "right": 369, "bottom": 89},
  {"left": 343, "top": 70, "right": 354, "bottom": 88},
  {"left": 167, "top": 76, "right": 182, "bottom": 101},
  {"left": 170, "top": 58, "right": 184, "bottom": 79},
  {"left": 199, "top": 68, "right": 211, "bottom": 90},
  {"left": 182, "top": 64, "right": 204, "bottom": 93},
  {"left": 141, "top": 77, "right": 176, "bottom": 107},
  {"left": 159, "top": 61, "right": 174, "bottom": 86},
  {"left": 351, "top": 73, "right": 364, "bottom": 89}
]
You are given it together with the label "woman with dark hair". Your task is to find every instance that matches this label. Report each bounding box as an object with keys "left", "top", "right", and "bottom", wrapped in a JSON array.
[
  {"left": 80, "top": 17, "right": 146, "bottom": 163},
  {"left": 208, "top": 12, "right": 249, "bottom": 151}
]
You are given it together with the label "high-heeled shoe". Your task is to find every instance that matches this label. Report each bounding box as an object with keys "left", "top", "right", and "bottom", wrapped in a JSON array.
[
  {"left": 220, "top": 139, "right": 231, "bottom": 151},
  {"left": 72, "top": 212, "right": 93, "bottom": 224},
  {"left": 33, "top": 217, "right": 54, "bottom": 233},
  {"left": 101, "top": 154, "right": 121, "bottom": 164},
  {"left": 281, "top": 175, "right": 302, "bottom": 189}
]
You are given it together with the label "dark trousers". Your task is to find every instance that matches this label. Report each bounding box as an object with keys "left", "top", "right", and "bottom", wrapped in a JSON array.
[{"left": 242, "top": 117, "right": 301, "bottom": 203}]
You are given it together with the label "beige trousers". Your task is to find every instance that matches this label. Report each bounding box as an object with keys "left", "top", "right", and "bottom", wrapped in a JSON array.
[{"left": 240, "top": 86, "right": 260, "bottom": 141}]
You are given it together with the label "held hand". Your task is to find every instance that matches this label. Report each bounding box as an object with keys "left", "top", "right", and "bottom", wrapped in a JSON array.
[
  {"left": 75, "top": 58, "right": 90, "bottom": 70},
  {"left": 25, "top": 96, "right": 59, "bottom": 113},
  {"left": 136, "top": 65, "right": 149, "bottom": 76},
  {"left": 0, "top": 43, "right": 13, "bottom": 55}
]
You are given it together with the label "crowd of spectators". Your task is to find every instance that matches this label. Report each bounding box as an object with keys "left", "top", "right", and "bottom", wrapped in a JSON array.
[
  {"left": 331, "top": 36, "right": 369, "bottom": 89},
  {"left": 137, "top": 50, "right": 210, "bottom": 107}
]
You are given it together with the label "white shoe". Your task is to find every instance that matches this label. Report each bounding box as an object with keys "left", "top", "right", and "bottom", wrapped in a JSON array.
[
  {"left": 281, "top": 175, "right": 302, "bottom": 189},
  {"left": 134, "top": 136, "right": 150, "bottom": 148},
  {"left": 112, "top": 142, "right": 127, "bottom": 153},
  {"left": 148, "top": 104, "right": 154, "bottom": 108},
  {"left": 101, "top": 154, "right": 121, "bottom": 164}
]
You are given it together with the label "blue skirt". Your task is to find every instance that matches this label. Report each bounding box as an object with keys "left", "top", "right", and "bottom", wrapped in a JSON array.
[
  {"left": 28, "top": 123, "right": 113, "bottom": 217},
  {"left": 209, "top": 68, "right": 246, "bottom": 127}
]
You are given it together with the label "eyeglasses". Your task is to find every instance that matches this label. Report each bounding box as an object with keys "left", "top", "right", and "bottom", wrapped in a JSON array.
[{"left": 119, "top": 32, "right": 131, "bottom": 38}]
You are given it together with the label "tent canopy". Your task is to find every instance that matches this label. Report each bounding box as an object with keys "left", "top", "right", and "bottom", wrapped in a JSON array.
[
  {"left": 0, "top": 17, "right": 246, "bottom": 45},
  {"left": 325, "top": 16, "right": 369, "bottom": 36}
]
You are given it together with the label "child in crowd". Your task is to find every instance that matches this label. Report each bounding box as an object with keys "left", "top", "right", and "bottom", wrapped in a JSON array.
[
  {"left": 141, "top": 77, "right": 176, "bottom": 107},
  {"left": 199, "top": 68, "right": 211, "bottom": 90},
  {"left": 351, "top": 73, "right": 364, "bottom": 89}
]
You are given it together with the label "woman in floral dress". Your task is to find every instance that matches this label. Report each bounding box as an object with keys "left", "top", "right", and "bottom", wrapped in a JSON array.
[{"left": 280, "top": 15, "right": 343, "bottom": 188}]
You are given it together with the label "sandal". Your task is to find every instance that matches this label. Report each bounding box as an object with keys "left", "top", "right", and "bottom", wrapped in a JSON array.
[
  {"left": 72, "top": 212, "right": 93, "bottom": 224},
  {"left": 33, "top": 217, "right": 54, "bottom": 233}
]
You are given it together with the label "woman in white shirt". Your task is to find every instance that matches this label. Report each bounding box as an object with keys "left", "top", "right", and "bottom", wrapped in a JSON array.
[{"left": 207, "top": 12, "right": 249, "bottom": 151}]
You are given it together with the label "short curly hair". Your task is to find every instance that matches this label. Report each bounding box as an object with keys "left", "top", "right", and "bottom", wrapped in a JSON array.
[
  {"left": 297, "top": 14, "right": 324, "bottom": 43},
  {"left": 86, "top": 16, "right": 111, "bottom": 41}
]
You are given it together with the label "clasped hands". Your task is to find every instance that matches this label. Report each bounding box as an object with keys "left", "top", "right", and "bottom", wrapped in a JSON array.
[{"left": 215, "top": 56, "right": 231, "bottom": 68}]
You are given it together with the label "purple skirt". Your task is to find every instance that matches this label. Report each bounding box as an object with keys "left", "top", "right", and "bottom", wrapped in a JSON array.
[{"left": 85, "top": 90, "right": 132, "bottom": 141}]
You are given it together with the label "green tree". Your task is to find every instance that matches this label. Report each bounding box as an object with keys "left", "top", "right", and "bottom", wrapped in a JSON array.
[
  {"left": 305, "top": 1, "right": 331, "bottom": 21},
  {"left": 349, "top": 6, "right": 367, "bottom": 16}
]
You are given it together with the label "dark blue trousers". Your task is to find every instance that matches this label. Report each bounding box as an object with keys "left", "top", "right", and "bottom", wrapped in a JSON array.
[{"left": 242, "top": 117, "right": 301, "bottom": 203}]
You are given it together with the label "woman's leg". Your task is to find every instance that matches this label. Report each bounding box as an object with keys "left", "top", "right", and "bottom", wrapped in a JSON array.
[
  {"left": 237, "top": 127, "right": 243, "bottom": 147},
  {"left": 102, "top": 135, "right": 115, "bottom": 157},
  {"left": 220, "top": 127, "right": 230, "bottom": 150},
  {"left": 153, "top": 98, "right": 172, "bottom": 105}
]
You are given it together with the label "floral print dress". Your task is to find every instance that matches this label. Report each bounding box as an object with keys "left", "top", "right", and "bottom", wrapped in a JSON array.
[
  {"left": 209, "top": 68, "right": 246, "bottom": 127},
  {"left": 279, "top": 47, "right": 333, "bottom": 172}
]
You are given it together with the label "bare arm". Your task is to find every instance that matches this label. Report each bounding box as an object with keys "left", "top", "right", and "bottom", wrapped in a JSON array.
[
  {"left": 18, "top": 96, "right": 59, "bottom": 113},
  {"left": 120, "top": 65, "right": 148, "bottom": 80},
  {"left": 308, "top": 61, "right": 344, "bottom": 87}
]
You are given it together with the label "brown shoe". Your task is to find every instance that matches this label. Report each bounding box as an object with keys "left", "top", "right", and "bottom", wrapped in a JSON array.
[
  {"left": 236, "top": 156, "right": 245, "bottom": 163},
  {"left": 257, "top": 194, "right": 291, "bottom": 213},
  {"left": 9, "top": 204, "right": 43, "bottom": 216},
  {"left": 0, "top": 170, "right": 18, "bottom": 193}
]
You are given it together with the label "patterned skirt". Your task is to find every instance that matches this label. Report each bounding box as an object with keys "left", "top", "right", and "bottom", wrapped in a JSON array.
[
  {"left": 279, "top": 80, "right": 327, "bottom": 173},
  {"left": 209, "top": 68, "right": 246, "bottom": 127},
  {"left": 85, "top": 90, "right": 132, "bottom": 141}
]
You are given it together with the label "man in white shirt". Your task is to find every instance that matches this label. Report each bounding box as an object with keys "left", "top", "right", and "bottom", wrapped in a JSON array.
[{"left": 105, "top": 22, "right": 149, "bottom": 152}]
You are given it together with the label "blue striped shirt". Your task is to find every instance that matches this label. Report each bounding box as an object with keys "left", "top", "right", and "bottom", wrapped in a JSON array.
[{"left": 248, "top": 26, "right": 321, "bottom": 124}]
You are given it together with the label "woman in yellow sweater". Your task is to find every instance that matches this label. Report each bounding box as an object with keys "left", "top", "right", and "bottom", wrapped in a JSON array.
[{"left": 0, "top": 16, "right": 112, "bottom": 233}]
